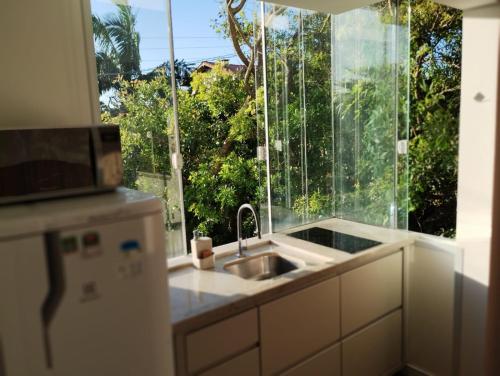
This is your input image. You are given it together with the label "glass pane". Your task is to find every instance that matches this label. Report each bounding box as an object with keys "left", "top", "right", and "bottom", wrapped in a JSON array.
[
  {"left": 261, "top": 5, "right": 334, "bottom": 232},
  {"left": 90, "top": 0, "right": 186, "bottom": 257},
  {"left": 170, "top": 1, "right": 262, "bottom": 248},
  {"left": 260, "top": 1, "right": 410, "bottom": 232},
  {"left": 397, "top": 3, "right": 410, "bottom": 230},
  {"left": 334, "top": 4, "right": 403, "bottom": 227}
]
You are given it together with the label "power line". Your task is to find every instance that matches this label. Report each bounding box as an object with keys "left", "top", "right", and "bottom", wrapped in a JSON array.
[
  {"left": 141, "top": 46, "right": 233, "bottom": 50},
  {"left": 96, "top": 53, "right": 239, "bottom": 76},
  {"left": 184, "top": 54, "right": 237, "bottom": 64},
  {"left": 142, "top": 36, "right": 223, "bottom": 39},
  {"left": 142, "top": 35, "right": 224, "bottom": 39},
  {"left": 141, "top": 53, "right": 236, "bottom": 63}
]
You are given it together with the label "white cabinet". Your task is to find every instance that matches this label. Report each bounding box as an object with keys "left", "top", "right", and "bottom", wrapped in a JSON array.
[
  {"left": 342, "top": 309, "right": 402, "bottom": 376},
  {"left": 199, "top": 348, "right": 260, "bottom": 376},
  {"left": 185, "top": 309, "right": 258, "bottom": 374},
  {"left": 341, "top": 252, "right": 402, "bottom": 335},
  {"left": 260, "top": 277, "right": 340, "bottom": 376},
  {"left": 176, "top": 250, "right": 405, "bottom": 376},
  {"left": 282, "top": 343, "right": 341, "bottom": 376}
]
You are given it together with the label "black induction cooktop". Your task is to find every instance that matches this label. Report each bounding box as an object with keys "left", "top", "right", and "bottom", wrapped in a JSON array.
[{"left": 287, "top": 227, "right": 381, "bottom": 254}]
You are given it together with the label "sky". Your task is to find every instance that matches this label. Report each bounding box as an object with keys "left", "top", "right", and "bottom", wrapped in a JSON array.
[{"left": 91, "top": 0, "right": 243, "bottom": 74}]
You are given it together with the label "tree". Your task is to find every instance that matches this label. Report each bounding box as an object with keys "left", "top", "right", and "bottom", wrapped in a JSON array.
[
  {"left": 103, "top": 62, "right": 260, "bottom": 246},
  {"left": 96, "top": 0, "right": 462, "bottom": 252},
  {"left": 139, "top": 60, "right": 194, "bottom": 88},
  {"left": 405, "top": 0, "right": 462, "bottom": 237},
  {"left": 214, "top": 0, "right": 286, "bottom": 95},
  {"left": 181, "top": 64, "right": 260, "bottom": 244},
  {"left": 93, "top": 5, "right": 141, "bottom": 93}
]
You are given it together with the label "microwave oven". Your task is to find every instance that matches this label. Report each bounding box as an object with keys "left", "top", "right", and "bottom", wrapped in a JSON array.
[{"left": 0, "top": 125, "right": 123, "bottom": 205}]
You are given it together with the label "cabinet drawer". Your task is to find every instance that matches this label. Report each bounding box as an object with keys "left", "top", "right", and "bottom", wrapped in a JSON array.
[
  {"left": 186, "top": 309, "right": 258, "bottom": 374},
  {"left": 343, "top": 309, "right": 402, "bottom": 376},
  {"left": 200, "top": 348, "right": 260, "bottom": 376},
  {"left": 260, "top": 277, "right": 340, "bottom": 376},
  {"left": 341, "top": 251, "right": 402, "bottom": 335},
  {"left": 282, "top": 343, "right": 341, "bottom": 376}
]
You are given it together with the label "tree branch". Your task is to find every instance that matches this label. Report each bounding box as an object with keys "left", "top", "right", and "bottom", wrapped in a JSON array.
[{"left": 226, "top": 0, "right": 250, "bottom": 66}]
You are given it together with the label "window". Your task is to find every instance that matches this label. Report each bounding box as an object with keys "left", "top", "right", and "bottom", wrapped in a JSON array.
[
  {"left": 259, "top": 1, "right": 410, "bottom": 232},
  {"left": 91, "top": 0, "right": 186, "bottom": 257},
  {"left": 90, "top": 0, "right": 260, "bottom": 257},
  {"left": 89, "top": 0, "right": 461, "bottom": 259}
]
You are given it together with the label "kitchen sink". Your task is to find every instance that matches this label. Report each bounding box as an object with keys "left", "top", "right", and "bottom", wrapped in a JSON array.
[{"left": 223, "top": 252, "right": 298, "bottom": 281}]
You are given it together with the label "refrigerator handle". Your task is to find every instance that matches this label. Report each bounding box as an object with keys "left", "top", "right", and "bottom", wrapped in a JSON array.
[{"left": 41, "top": 232, "right": 65, "bottom": 369}]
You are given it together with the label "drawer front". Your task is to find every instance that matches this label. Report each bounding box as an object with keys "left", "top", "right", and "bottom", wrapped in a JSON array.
[
  {"left": 282, "top": 343, "right": 341, "bottom": 376},
  {"left": 200, "top": 348, "right": 260, "bottom": 376},
  {"left": 341, "top": 251, "right": 402, "bottom": 335},
  {"left": 186, "top": 309, "right": 258, "bottom": 374},
  {"left": 260, "top": 277, "right": 340, "bottom": 376},
  {"left": 343, "top": 309, "right": 402, "bottom": 376}
]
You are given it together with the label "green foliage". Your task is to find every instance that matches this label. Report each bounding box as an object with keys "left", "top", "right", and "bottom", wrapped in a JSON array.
[
  {"left": 103, "top": 61, "right": 260, "bottom": 247},
  {"left": 181, "top": 64, "right": 259, "bottom": 244},
  {"left": 186, "top": 153, "right": 260, "bottom": 243},
  {"left": 93, "top": 5, "right": 141, "bottom": 93},
  {"left": 405, "top": 0, "right": 462, "bottom": 237},
  {"left": 106, "top": 71, "right": 173, "bottom": 188},
  {"left": 293, "top": 191, "right": 333, "bottom": 219},
  {"left": 263, "top": 1, "right": 461, "bottom": 236},
  {"left": 95, "top": 0, "right": 461, "bottom": 256},
  {"left": 191, "top": 63, "right": 247, "bottom": 118}
]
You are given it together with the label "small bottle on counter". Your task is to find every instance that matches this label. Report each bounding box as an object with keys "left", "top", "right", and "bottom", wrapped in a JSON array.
[{"left": 191, "top": 230, "right": 214, "bottom": 269}]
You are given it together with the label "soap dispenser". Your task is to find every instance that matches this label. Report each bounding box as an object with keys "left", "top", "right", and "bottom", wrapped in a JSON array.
[{"left": 191, "top": 230, "right": 214, "bottom": 269}]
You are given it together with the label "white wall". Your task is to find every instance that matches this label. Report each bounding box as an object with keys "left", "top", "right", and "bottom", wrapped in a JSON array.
[
  {"left": 455, "top": 4, "right": 500, "bottom": 375},
  {"left": 436, "top": 0, "right": 500, "bottom": 10},
  {"left": 0, "top": 0, "right": 100, "bottom": 129},
  {"left": 405, "top": 236, "right": 462, "bottom": 376}
]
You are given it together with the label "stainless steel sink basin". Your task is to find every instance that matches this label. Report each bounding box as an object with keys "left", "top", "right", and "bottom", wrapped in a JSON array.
[{"left": 224, "top": 252, "right": 298, "bottom": 281}]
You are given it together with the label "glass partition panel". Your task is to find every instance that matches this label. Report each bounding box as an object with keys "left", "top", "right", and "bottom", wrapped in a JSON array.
[
  {"left": 260, "top": 1, "right": 409, "bottom": 232},
  {"left": 90, "top": 0, "right": 186, "bottom": 257},
  {"left": 261, "top": 5, "right": 334, "bottom": 232}
]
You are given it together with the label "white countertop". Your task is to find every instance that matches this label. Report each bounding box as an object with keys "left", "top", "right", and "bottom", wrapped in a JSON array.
[{"left": 168, "top": 218, "right": 415, "bottom": 333}]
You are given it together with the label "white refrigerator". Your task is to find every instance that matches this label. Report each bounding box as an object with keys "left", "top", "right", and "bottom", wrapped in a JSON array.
[{"left": 0, "top": 188, "right": 173, "bottom": 376}]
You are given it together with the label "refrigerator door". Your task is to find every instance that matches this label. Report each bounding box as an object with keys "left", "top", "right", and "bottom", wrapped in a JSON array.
[
  {"left": 46, "top": 212, "right": 173, "bottom": 376},
  {"left": 0, "top": 209, "right": 173, "bottom": 376},
  {"left": 0, "top": 235, "right": 52, "bottom": 376}
]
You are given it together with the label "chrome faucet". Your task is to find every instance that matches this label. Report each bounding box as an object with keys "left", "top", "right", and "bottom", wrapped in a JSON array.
[{"left": 236, "top": 203, "right": 261, "bottom": 258}]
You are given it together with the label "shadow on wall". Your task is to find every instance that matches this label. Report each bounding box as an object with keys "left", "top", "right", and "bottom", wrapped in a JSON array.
[
  {"left": 406, "top": 237, "right": 487, "bottom": 376},
  {"left": 455, "top": 273, "right": 488, "bottom": 376}
]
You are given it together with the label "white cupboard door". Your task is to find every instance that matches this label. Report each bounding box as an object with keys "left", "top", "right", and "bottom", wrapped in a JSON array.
[
  {"left": 343, "top": 310, "right": 402, "bottom": 376},
  {"left": 186, "top": 309, "right": 258, "bottom": 374},
  {"left": 282, "top": 343, "right": 341, "bottom": 376},
  {"left": 341, "top": 251, "right": 402, "bottom": 335},
  {"left": 199, "top": 348, "right": 260, "bottom": 376},
  {"left": 260, "top": 277, "right": 340, "bottom": 376}
]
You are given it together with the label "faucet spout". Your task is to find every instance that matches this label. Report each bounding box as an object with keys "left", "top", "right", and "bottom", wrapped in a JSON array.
[{"left": 236, "top": 203, "right": 261, "bottom": 258}]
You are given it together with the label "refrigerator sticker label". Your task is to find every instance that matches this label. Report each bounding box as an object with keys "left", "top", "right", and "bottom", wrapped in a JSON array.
[
  {"left": 82, "top": 232, "right": 102, "bottom": 258},
  {"left": 80, "top": 281, "right": 100, "bottom": 303},
  {"left": 116, "top": 260, "right": 144, "bottom": 279},
  {"left": 61, "top": 236, "right": 78, "bottom": 254}
]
